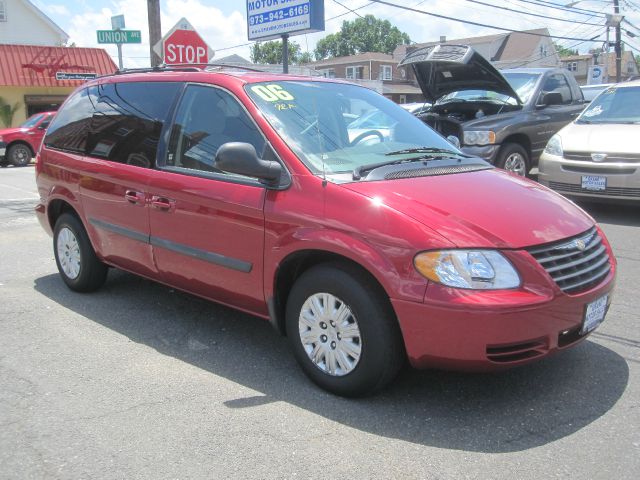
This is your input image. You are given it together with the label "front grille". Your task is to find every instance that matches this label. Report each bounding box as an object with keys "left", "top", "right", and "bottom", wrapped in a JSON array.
[
  {"left": 564, "top": 151, "right": 640, "bottom": 163},
  {"left": 548, "top": 181, "right": 640, "bottom": 198},
  {"left": 526, "top": 227, "right": 611, "bottom": 294},
  {"left": 384, "top": 164, "right": 491, "bottom": 180}
]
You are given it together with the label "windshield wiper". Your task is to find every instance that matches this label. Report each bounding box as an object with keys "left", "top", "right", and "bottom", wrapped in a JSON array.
[{"left": 384, "top": 147, "right": 468, "bottom": 157}]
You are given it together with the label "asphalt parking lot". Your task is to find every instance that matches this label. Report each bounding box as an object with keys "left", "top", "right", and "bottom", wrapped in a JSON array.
[{"left": 1, "top": 165, "right": 638, "bottom": 479}]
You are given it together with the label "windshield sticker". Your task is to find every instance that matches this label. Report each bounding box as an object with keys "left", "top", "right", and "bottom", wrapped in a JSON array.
[
  {"left": 251, "top": 84, "right": 295, "bottom": 102},
  {"left": 442, "top": 71, "right": 452, "bottom": 78},
  {"left": 604, "top": 88, "right": 616, "bottom": 95},
  {"left": 583, "top": 105, "right": 603, "bottom": 117},
  {"left": 275, "top": 103, "right": 296, "bottom": 111}
]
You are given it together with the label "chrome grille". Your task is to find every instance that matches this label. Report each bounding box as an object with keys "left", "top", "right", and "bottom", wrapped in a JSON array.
[
  {"left": 527, "top": 227, "right": 611, "bottom": 294},
  {"left": 563, "top": 151, "right": 640, "bottom": 163}
]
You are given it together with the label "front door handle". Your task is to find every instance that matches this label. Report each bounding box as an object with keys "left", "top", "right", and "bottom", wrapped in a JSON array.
[
  {"left": 124, "top": 190, "right": 145, "bottom": 205},
  {"left": 151, "top": 195, "right": 176, "bottom": 212}
]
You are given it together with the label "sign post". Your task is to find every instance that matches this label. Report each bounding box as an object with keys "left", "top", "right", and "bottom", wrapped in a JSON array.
[
  {"left": 153, "top": 18, "right": 214, "bottom": 65},
  {"left": 96, "top": 15, "right": 142, "bottom": 70},
  {"left": 246, "top": 0, "right": 324, "bottom": 73}
]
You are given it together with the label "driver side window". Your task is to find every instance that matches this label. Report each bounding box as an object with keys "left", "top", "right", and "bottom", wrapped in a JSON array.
[
  {"left": 541, "top": 74, "right": 573, "bottom": 105},
  {"left": 166, "top": 85, "right": 265, "bottom": 174}
]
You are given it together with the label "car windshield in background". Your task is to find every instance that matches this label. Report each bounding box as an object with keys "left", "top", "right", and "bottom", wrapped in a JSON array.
[
  {"left": 502, "top": 72, "right": 541, "bottom": 104},
  {"left": 245, "top": 81, "right": 459, "bottom": 180},
  {"left": 578, "top": 86, "right": 640, "bottom": 124},
  {"left": 20, "top": 114, "right": 45, "bottom": 128},
  {"left": 437, "top": 89, "right": 514, "bottom": 105}
]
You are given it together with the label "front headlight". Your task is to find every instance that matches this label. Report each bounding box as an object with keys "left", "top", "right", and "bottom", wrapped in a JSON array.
[
  {"left": 463, "top": 130, "right": 496, "bottom": 146},
  {"left": 414, "top": 250, "right": 520, "bottom": 290},
  {"left": 544, "top": 134, "right": 563, "bottom": 157}
]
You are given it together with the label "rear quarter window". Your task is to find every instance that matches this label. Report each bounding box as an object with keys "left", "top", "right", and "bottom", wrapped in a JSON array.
[{"left": 44, "top": 87, "right": 97, "bottom": 153}]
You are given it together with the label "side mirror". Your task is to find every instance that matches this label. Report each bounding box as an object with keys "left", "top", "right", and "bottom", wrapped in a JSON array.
[
  {"left": 537, "top": 92, "right": 563, "bottom": 108},
  {"left": 215, "top": 142, "right": 282, "bottom": 185}
]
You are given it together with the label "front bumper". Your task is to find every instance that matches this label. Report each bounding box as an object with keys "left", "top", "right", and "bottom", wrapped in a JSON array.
[
  {"left": 461, "top": 144, "right": 500, "bottom": 164},
  {"left": 391, "top": 257, "right": 616, "bottom": 371},
  {"left": 539, "top": 151, "right": 640, "bottom": 203}
]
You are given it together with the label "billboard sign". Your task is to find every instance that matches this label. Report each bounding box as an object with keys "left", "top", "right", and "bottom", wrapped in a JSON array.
[{"left": 247, "top": 0, "right": 325, "bottom": 41}]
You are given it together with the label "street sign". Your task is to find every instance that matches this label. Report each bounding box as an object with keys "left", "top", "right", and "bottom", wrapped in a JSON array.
[
  {"left": 55, "top": 72, "right": 98, "bottom": 81},
  {"left": 153, "top": 18, "right": 214, "bottom": 65},
  {"left": 247, "top": 0, "right": 325, "bottom": 41},
  {"left": 111, "top": 14, "right": 125, "bottom": 30},
  {"left": 96, "top": 30, "right": 142, "bottom": 44}
]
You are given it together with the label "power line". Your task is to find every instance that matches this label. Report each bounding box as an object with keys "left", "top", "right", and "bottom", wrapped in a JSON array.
[
  {"left": 368, "top": 0, "right": 607, "bottom": 41},
  {"left": 508, "top": 0, "right": 607, "bottom": 17},
  {"left": 331, "top": 0, "right": 364, "bottom": 18},
  {"left": 461, "top": 0, "right": 601, "bottom": 25}
]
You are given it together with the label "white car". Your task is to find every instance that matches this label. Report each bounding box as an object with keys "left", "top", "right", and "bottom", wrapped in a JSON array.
[{"left": 538, "top": 81, "right": 640, "bottom": 203}]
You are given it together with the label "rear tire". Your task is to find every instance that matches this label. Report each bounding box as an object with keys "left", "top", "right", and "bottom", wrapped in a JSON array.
[
  {"left": 7, "top": 144, "right": 33, "bottom": 167},
  {"left": 285, "top": 263, "right": 404, "bottom": 397},
  {"left": 53, "top": 213, "right": 108, "bottom": 292},
  {"left": 496, "top": 143, "right": 529, "bottom": 177}
]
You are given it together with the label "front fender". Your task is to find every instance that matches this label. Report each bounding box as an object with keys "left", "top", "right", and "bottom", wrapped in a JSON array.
[{"left": 265, "top": 227, "right": 428, "bottom": 304}]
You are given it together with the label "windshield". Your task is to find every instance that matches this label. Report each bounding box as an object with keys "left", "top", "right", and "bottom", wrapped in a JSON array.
[
  {"left": 20, "top": 113, "right": 45, "bottom": 128},
  {"left": 578, "top": 86, "right": 640, "bottom": 124},
  {"left": 438, "top": 89, "right": 514, "bottom": 104},
  {"left": 245, "top": 81, "right": 459, "bottom": 179},
  {"left": 502, "top": 72, "right": 540, "bottom": 104}
]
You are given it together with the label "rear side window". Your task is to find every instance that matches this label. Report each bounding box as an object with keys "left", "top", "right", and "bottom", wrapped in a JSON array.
[
  {"left": 44, "top": 87, "right": 97, "bottom": 153},
  {"left": 86, "top": 82, "right": 181, "bottom": 168}
]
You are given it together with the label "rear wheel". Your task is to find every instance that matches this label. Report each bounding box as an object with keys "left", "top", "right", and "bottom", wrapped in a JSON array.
[
  {"left": 7, "top": 144, "right": 33, "bottom": 167},
  {"left": 285, "top": 263, "right": 404, "bottom": 397},
  {"left": 496, "top": 143, "right": 529, "bottom": 177},
  {"left": 53, "top": 213, "right": 108, "bottom": 292}
]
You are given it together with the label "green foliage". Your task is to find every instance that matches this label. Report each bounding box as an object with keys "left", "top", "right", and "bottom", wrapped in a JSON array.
[
  {"left": 314, "top": 15, "right": 411, "bottom": 60},
  {"left": 250, "top": 40, "right": 311, "bottom": 65},
  {"left": 0, "top": 97, "right": 21, "bottom": 128},
  {"left": 554, "top": 42, "right": 579, "bottom": 57}
]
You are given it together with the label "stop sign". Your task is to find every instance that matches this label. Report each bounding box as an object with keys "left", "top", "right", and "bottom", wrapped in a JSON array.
[{"left": 154, "top": 18, "right": 214, "bottom": 65}]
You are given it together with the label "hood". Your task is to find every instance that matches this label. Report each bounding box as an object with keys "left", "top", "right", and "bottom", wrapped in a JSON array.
[
  {"left": 0, "top": 127, "right": 28, "bottom": 136},
  {"left": 559, "top": 122, "right": 640, "bottom": 154},
  {"left": 399, "top": 44, "right": 521, "bottom": 104},
  {"left": 341, "top": 169, "right": 594, "bottom": 249}
]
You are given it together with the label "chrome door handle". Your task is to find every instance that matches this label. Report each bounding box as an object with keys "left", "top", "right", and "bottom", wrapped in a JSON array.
[
  {"left": 150, "top": 195, "right": 176, "bottom": 212},
  {"left": 124, "top": 190, "right": 145, "bottom": 205}
]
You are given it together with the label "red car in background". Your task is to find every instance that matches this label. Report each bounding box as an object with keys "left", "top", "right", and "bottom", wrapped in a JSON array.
[{"left": 0, "top": 111, "right": 55, "bottom": 167}]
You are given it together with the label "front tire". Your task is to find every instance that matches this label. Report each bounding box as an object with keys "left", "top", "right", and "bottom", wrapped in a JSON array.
[
  {"left": 53, "top": 213, "right": 108, "bottom": 292},
  {"left": 496, "top": 143, "right": 529, "bottom": 177},
  {"left": 285, "top": 263, "right": 404, "bottom": 397},
  {"left": 7, "top": 144, "right": 33, "bottom": 167}
]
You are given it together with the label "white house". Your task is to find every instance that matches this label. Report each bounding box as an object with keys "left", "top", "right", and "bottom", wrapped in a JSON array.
[{"left": 0, "top": 0, "right": 68, "bottom": 46}]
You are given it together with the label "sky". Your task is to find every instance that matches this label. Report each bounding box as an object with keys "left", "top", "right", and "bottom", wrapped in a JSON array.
[{"left": 31, "top": 0, "right": 640, "bottom": 68}]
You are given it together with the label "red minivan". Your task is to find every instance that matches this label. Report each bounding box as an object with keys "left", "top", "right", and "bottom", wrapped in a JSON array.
[
  {"left": 35, "top": 67, "right": 616, "bottom": 396},
  {"left": 0, "top": 111, "right": 55, "bottom": 167}
]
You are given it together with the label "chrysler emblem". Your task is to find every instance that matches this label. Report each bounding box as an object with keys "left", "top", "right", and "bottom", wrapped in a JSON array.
[
  {"left": 591, "top": 153, "right": 607, "bottom": 162},
  {"left": 575, "top": 239, "right": 587, "bottom": 251}
]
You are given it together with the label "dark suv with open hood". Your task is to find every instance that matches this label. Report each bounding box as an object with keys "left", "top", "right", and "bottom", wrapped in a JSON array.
[{"left": 400, "top": 44, "right": 585, "bottom": 176}]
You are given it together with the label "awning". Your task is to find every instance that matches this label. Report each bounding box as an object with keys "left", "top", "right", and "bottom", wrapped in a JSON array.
[{"left": 0, "top": 44, "right": 118, "bottom": 88}]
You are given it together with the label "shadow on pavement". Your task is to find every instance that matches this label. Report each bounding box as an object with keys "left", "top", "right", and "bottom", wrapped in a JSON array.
[{"left": 34, "top": 271, "right": 629, "bottom": 453}]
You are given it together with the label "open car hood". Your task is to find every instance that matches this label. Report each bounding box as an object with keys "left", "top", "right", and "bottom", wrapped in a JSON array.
[{"left": 399, "top": 44, "right": 522, "bottom": 104}]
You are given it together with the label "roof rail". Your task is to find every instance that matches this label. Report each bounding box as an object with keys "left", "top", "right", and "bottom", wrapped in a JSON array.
[
  {"left": 113, "top": 64, "right": 201, "bottom": 76},
  {"left": 114, "top": 63, "right": 267, "bottom": 75}
]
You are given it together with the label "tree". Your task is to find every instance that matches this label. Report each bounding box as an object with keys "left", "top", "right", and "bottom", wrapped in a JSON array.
[
  {"left": 250, "top": 40, "right": 311, "bottom": 64},
  {"left": 0, "top": 97, "right": 20, "bottom": 128},
  {"left": 314, "top": 15, "right": 411, "bottom": 60},
  {"left": 553, "top": 42, "right": 579, "bottom": 57}
]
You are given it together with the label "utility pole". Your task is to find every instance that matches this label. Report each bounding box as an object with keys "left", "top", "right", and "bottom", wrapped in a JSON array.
[
  {"left": 614, "top": 0, "right": 622, "bottom": 83},
  {"left": 282, "top": 34, "right": 289, "bottom": 74},
  {"left": 147, "top": 0, "right": 162, "bottom": 67}
]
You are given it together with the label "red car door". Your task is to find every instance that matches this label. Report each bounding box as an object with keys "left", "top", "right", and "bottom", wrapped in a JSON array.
[
  {"left": 78, "top": 82, "right": 181, "bottom": 277},
  {"left": 147, "top": 84, "right": 268, "bottom": 315}
]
